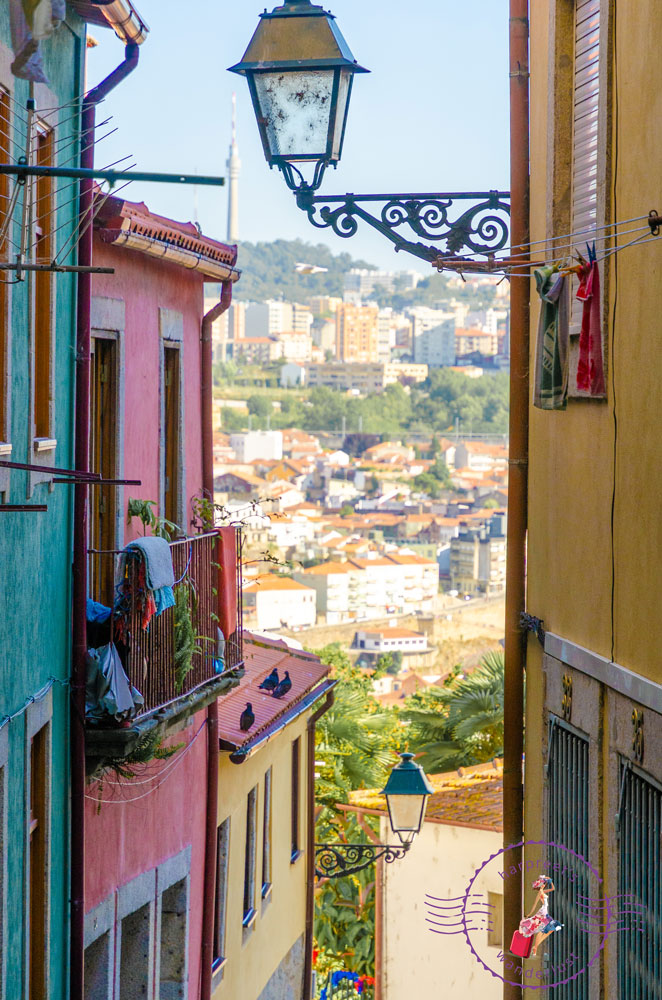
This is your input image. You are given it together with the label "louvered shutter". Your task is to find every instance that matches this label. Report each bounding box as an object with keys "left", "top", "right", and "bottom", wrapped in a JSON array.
[{"left": 571, "top": 0, "right": 601, "bottom": 336}]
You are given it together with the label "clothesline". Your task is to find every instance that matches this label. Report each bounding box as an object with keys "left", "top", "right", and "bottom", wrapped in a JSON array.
[{"left": 0, "top": 676, "right": 69, "bottom": 732}]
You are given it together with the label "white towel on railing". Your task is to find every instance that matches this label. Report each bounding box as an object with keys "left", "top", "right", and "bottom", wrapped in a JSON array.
[{"left": 126, "top": 536, "right": 176, "bottom": 591}]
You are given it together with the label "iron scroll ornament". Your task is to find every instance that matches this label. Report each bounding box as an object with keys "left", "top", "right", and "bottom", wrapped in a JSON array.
[
  {"left": 315, "top": 841, "right": 410, "bottom": 879},
  {"left": 292, "top": 185, "right": 511, "bottom": 265}
]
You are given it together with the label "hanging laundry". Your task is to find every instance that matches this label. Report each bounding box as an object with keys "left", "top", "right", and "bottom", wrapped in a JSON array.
[
  {"left": 114, "top": 537, "right": 176, "bottom": 639},
  {"left": 85, "top": 642, "right": 144, "bottom": 724},
  {"left": 533, "top": 265, "right": 569, "bottom": 410},
  {"left": 9, "top": 0, "right": 65, "bottom": 82},
  {"left": 576, "top": 260, "right": 606, "bottom": 396}
]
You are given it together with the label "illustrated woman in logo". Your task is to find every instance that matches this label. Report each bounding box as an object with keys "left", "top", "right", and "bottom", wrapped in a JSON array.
[{"left": 519, "top": 876, "right": 564, "bottom": 957}]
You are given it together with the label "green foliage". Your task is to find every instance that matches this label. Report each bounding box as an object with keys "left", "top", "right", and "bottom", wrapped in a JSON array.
[
  {"left": 220, "top": 407, "right": 246, "bottom": 431},
  {"left": 314, "top": 835, "right": 377, "bottom": 977},
  {"left": 212, "top": 238, "right": 375, "bottom": 303},
  {"left": 403, "top": 649, "right": 505, "bottom": 773},
  {"left": 247, "top": 393, "right": 273, "bottom": 422},
  {"left": 173, "top": 583, "right": 200, "bottom": 691},
  {"left": 126, "top": 498, "right": 180, "bottom": 540}
]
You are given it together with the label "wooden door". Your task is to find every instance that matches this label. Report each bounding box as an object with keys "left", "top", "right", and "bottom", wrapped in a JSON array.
[
  {"left": 90, "top": 336, "right": 117, "bottom": 602},
  {"left": 163, "top": 346, "right": 181, "bottom": 530}
]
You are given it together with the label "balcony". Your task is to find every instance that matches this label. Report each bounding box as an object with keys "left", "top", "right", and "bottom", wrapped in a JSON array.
[{"left": 86, "top": 530, "right": 244, "bottom": 765}]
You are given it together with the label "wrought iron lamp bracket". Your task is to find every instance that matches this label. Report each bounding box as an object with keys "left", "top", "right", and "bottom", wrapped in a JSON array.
[
  {"left": 315, "top": 841, "right": 410, "bottom": 878},
  {"left": 291, "top": 183, "right": 511, "bottom": 265}
]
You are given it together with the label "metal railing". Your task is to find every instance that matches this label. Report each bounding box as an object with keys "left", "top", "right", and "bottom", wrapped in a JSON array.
[{"left": 88, "top": 529, "right": 243, "bottom": 718}]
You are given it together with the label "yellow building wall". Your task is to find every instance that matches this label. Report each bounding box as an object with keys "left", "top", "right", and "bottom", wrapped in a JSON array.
[
  {"left": 526, "top": 5, "right": 662, "bottom": 994},
  {"left": 528, "top": 0, "right": 662, "bottom": 680},
  {"left": 212, "top": 711, "right": 310, "bottom": 1000}
]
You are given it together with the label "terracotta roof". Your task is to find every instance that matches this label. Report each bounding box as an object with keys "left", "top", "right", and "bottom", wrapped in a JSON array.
[
  {"left": 375, "top": 628, "right": 425, "bottom": 639},
  {"left": 350, "top": 760, "right": 503, "bottom": 831},
  {"left": 386, "top": 553, "right": 438, "bottom": 566},
  {"left": 243, "top": 575, "right": 315, "bottom": 593},
  {"left": 95, "top": 196, "right": 237, "bottom": 265},
  {"left": 301, "top": 561, "right": 354, "bottom": 576},
  {"left": 217, "top": 633, "right": 330, "bottom": 751}
]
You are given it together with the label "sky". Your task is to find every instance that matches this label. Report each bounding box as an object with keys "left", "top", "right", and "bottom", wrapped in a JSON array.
[{"left": 87, "top": 0, "right": 510, "bottom": 273}]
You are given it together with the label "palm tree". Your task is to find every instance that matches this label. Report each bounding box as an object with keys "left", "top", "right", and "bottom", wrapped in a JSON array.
[{"left": 402, "top": 649, "right": 505, "bottom": 773}]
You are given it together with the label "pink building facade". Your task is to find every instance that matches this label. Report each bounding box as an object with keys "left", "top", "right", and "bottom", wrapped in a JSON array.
[{"left": 83, "top": 200, "right": 241, "bottom": 999}]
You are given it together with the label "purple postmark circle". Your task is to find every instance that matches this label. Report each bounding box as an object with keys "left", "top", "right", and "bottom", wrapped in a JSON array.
[{"left": 462, "top": 839, "right": 606, "bottom": 990}]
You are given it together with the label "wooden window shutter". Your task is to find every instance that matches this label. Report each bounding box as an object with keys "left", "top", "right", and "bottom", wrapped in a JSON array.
[{"left": 570, "top": 0, "right": 601, "bottom": 337}]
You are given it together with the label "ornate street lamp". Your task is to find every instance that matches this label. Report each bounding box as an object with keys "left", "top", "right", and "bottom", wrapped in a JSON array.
[
  {"left": 314, "top": 753, "right": 433, "bottom": 879},
  {"left": 228, "top": 0, "right": 368, "bottom": 193},
  {"left": 230, "top": 0, "right": 510, "bottom": 265}
]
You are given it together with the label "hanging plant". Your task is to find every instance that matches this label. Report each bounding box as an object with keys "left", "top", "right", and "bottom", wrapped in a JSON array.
[{"left": 174, "top": 581, "right": 200, "bottom": 691}]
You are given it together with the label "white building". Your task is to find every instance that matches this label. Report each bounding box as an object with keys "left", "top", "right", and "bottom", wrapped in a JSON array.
[
  {"left": 351, "top": 762, "right": 503, "bottom": 1000},
  {"left": 242, "top": 575, "right": 317, "bottom": 631},
  {"left": 354, "top": 627, "right": 429, "bottom": 655},
  {"left": 245, "top": 300, "right": 293, "bottom": 338},
  {"left": 229, "top": 430, "right": 283, "bottom": 463},
  {"left": 280, "top": 363, "right": 306, "bottom": 388},
  {"left": 410, "top": 307, "right": 456, "bottom": 366},
  {"left": 205, "top": 297, "right": 246, "bottom": 362},
  {"left": 294, "top": 562, "right": 354, "bottom": 625}
]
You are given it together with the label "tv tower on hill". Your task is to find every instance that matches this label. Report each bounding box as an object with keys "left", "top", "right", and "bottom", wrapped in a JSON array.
[{"left": 226, "top": 94, "right": 241, "bottom": 243}]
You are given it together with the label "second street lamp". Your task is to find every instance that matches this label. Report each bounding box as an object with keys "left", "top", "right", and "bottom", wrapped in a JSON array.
[
  {"left": 231, "top": 0, "right": 511, "bottom": 265},
  {"left": 314, "top": 753, "right": 433, "bottom": 879}
]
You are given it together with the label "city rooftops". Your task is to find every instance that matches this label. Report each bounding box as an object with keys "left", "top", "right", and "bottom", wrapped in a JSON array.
[{"left": 243, "top": 575, "right": 315, "bottom": 593}]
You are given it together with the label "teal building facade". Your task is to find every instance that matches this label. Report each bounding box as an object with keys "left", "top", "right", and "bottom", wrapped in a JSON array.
[{"left": 0, "top": 5, "right": 86, "bottom": 996}]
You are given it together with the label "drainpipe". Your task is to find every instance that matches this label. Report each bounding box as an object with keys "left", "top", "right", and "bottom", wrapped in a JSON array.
[
  {"left": 70, "top": 41, "right": 140, "bottom": 1000},
  {"left": 201, "top": 280, "right": 234, "bottom": 503},
  {"left": 503, "top": 2, "right": 530, "bottom": 999},
  {"left": 303, "top": 688, "right": 335, "bottom": 1000},
  {"left": 199, "top": 281, "right": 232, "bottom": 1000}
]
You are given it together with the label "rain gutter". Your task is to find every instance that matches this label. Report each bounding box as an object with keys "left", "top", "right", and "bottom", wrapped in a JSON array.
[{"left": 225, "top": 680, "right": 337, "bottom": 764}]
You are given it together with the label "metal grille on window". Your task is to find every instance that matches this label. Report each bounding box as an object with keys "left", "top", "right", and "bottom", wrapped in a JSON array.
[
  {"left": 618, "top": 762, "right": 662, "bottom": 999},
  {"left": 547, "top": 719, "right": 589, "bottom": 1000},
  {"left": 570, "top": 0, "right": 601, "bottom": 337}
]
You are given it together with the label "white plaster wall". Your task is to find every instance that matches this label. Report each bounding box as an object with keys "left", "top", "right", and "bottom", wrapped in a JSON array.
[{"left": 381, "top": 818, "right": 503, "bottom": 1000}]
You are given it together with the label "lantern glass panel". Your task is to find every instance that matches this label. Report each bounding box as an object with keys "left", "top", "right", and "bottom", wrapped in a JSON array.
[
  {"left": 387, "top": 793, "right": 427, "bottom": 834},
  {"left": 254, "top": 69, "right": 336, "bottom": 160},
  {"left": 330, "top": 67, "right": 351, "bottom": 160}
]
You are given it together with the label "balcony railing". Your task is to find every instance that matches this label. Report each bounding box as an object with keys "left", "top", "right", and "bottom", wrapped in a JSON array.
[{"left": 87, "top": 530, "right": 243, "bottom": 720}]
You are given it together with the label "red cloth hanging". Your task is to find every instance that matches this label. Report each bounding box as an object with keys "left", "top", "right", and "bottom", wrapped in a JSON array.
[
  {"left": 217, "top": 527, "right": 238, "bottom": 641},
  {"left": 576, "top": 261, "right": 606, "bottom": 396}
]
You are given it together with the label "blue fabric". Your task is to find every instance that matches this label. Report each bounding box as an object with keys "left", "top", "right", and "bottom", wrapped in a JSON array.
[
  {"left": 153, "top": 584, "right": 175, "bottom": 616},
  {"left": 126, "top": 536, "right": 175, "bottom": 590},
  {"left": 86, "top": 599, "right": 112, "bottom": 624}
]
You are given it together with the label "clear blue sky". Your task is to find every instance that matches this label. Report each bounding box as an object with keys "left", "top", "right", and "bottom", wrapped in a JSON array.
[{"left": 88, "top": 0, "right": 510, "bottom": 272}]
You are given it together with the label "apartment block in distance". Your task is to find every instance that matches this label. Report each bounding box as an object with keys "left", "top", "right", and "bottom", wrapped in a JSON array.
[{"left": 335, "top": 303, "right": 379, "bottom": 363}]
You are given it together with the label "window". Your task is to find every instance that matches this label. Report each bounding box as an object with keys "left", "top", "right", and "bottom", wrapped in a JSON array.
[
  {"left": 0, "top": 88, "right": 11, "bottom": 449},
  {"left": 243, "top": 787, "right": 258, "bottom": 928},
  {"left": 213, "top": 819, "right": 230, "bottom": 971},
  {"left": 159, "top": 878, "right": 188, "bottom": 997},
  {"left": 262, "top": 768, "right": 272, "bottom": 899},
  {"left": 119, "top": 902, "right": 152, "bottom": 997},
  {"left": 89, "top": 335, "right": 118, "bottom": 601},
  {"left": 617, "top": 763, "right": 662, "bottom": 1000},
  {"left": 163, "top": 344, "right": 181, "bottom": 529},
  {"left": 487, "top": 891, "right": 503, "bottom": 948},
  {"left": 33, "top": 126, "right": 55, "bottom": 441},
  {"left": 291, "top": 737, "right": 301, "bottom": 861},
  {"left": 27, "top": 721, "right": 50, "bottom": 1000},
  {"left": 84, "top": 931, "right": 112, "bottom": 1000},
  {"left": 547, "top": 718, "right": 589, "bottom": 1000}
]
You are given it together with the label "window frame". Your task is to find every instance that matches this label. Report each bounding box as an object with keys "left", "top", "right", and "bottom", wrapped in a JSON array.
[
  {"left": 291, "top": 737, "right": 302, "bottom": 863},
  {"left": 213, "top": 817, "right": 231, "bottom": 975},
  {"left": 261, "top": 767, "right": 273, "bottom": 900},
  {"left": 33, "top": 122, "right": 56, "bottom": 443},
  {"left": 242, "top": 786, "right": 258, "bottom": 929},
  {"left": 0, "top": 725, "right": 8, "bottom": 1000},
  {"left": 547, "top": 0, "right": 612, "bottom": 399},
  {"left": 0, "top": 84, "right": 12, "bottom": 479},
  {"left": 25, "top": 693, "right": 52, "bottom": 1000}
]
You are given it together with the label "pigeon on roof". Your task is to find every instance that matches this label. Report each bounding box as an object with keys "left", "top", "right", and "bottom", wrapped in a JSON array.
[
  {"left": 272, "top": 671, "right": 292, "bottom": 700},
  {"left": 239, "top": 703, "right": 255, "bottom": 732},
  {"left": 259, "top": 668, "right": 279, "bottom": 692}
]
